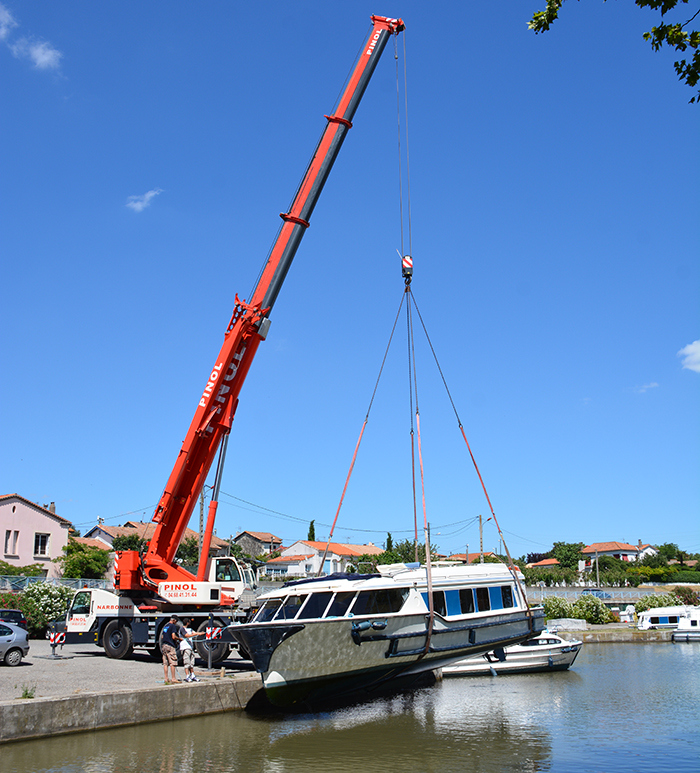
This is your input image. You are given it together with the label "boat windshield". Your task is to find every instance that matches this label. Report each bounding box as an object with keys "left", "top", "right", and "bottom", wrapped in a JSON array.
[
  {"left": 297, "top": 592, "right": 333, "bottom": 619},
  {"left": 325, "top": 591, "right": 356, "bottom": 618},
  {"left": 253, "top": 599, "right": 283, "bottom": 622},
  {"left": 273, "top": 595, "right": 306, "bottom": 620}
]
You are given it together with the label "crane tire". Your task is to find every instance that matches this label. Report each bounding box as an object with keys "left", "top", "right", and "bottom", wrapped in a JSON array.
[
  {"left": 102, "top": 620, "right": 134, "bottom": 659},
  {"left": 194, "top": 619, "right": 231, "bottom": 665}
]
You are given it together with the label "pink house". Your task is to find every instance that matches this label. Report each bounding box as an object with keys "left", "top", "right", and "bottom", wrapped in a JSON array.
[{"left": 1, "top": 494, "right": 72, "bottom": 579}]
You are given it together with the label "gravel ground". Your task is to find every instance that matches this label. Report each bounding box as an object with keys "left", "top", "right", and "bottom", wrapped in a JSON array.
[{"left": 0, "top": 638, "right": 256, "bottom": 703}]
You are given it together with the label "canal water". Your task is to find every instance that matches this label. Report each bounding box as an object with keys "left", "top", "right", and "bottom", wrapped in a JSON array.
[{"left": 4, "top": 642, "right": 699, "bottom": 773}]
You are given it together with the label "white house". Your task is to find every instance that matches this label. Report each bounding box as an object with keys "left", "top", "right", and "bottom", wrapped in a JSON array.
[
  {"left": 583, "top": 541, "right": 642, "bottom": 564},
  {"left": 0, "top": 494, "right": 73, "bottom": 579},
  {"left": 263, "top": 540, "right": 384, "bottom": 578}
]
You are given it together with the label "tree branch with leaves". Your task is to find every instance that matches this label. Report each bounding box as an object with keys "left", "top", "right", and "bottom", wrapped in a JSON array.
[{"left": 529, "top": 0, "right": 700, "bottom": 102}]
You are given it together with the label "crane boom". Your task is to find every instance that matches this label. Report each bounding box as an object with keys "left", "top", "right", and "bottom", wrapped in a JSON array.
[{"left": 115, "top": 15, "right": 405, "bottom": 597}]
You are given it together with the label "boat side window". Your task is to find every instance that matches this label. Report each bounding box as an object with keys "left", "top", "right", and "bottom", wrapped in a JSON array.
[
  {"left": 351, "top": 588, "right": 409, "bottom": 616},
  {"left": 297, "top": 592, "right": 333, "bottom": 620},
  {"left": 669, "top": 616, "right": 678, "bottom": 624},
  {"left": 459, "top": 588, "right": 475, "bottom": 614},
  {"left": 430, "top": 591, "right": 446, "bottom": 616},
  {"left": 650, "top": 617, "right": 660, "bottom": 625},
  {"left": 475, "top": 587, "right": 491, "bottom": 612},
  {"left": 253, "top": 599, "right": 283, "bottom": 622},
  {"left": 274, "top": 595, "right": 306, "bottom": 620},
  {"left": 325, "top": 591, "right": 356, "bottom": 618},
  {"left": 501, "top": 586, "right": 514, "bottom": 608}
]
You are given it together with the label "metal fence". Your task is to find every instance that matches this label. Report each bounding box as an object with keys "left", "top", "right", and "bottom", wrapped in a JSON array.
[
  {"left": 0, "top": 576, "right": 109, "bottom": 593},
  {"left": 526, "top": 587, "right": 653, "bottom": 604}
]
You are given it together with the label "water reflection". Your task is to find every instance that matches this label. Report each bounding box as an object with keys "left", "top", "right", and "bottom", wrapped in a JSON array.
[{"left": 3, "top": 643, "right": 699, "bottom": 773}]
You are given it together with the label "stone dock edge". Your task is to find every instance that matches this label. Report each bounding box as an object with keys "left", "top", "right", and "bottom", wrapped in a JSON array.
[{"left": 0, "top": 672, "right": 262, "bottom": 745}]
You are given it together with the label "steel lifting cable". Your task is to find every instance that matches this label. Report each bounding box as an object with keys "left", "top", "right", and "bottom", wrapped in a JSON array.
[
  {"left": 408, "top": 294, "right": 535, "bottom": 625},
  {"left": 316, "top": 292, "right": 407, "bottom": 576},
  {"left": 405, "top": 285, "right": 435, "bottom": 656}
]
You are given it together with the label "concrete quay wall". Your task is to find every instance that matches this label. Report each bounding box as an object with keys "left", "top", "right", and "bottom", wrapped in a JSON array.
[{"left": 0, "top": 673, "right": 261, "bottom": 745}]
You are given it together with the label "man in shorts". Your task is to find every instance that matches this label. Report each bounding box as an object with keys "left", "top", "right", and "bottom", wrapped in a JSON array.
[
  {"left": 179, "top": 618, "right": 199, "bottom": 682},
  {"left": 160, "top": 614, "right": 181, "bottom": 684}
]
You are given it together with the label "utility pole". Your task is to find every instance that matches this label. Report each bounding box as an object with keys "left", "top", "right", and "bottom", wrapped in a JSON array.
[
  {"left": 466, "top": 543, "right": 469, "bottom": 565},
  {"left": 479, "top": 515, "right": 484, "bottom": 563},
  {"left": 595, "top": 550, "right": 600, "bottom": 587}
]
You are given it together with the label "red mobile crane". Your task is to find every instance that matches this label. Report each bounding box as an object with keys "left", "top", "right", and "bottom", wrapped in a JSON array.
[
  {"left": 114, "top": 14, "right": 404, "bottom": 603},
  {"left": 55, "top": 16, "right": 405, "bottom": 662}
]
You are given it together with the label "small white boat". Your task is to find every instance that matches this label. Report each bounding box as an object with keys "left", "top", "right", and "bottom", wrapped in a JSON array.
[
  {"left": 442, "top": 630, "right": 582, "bottom": 676},
  {"left": 637, "top": 605, "right": 697, "bottom": 631},
  {"left": 232, "top": 562, "right": 544, "bottom": 707},
  {"left": 671, "top": 608, "right": 700, "bottom": 642}
]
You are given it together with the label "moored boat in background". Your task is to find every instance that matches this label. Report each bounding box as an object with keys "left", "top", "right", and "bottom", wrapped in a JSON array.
[
  {"left": 442, "top": 630, "right": 582, "bottom": 676},
  {"left": 637, "top": 605, "right": 697, "bottom": 631},
  {"left": 671, "top": 607, "right": 700, "bottom": 642}
]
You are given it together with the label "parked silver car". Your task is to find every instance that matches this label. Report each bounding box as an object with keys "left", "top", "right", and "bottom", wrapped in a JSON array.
[{"left": 0, "top": 621, "right": 30, "bottom": 666}]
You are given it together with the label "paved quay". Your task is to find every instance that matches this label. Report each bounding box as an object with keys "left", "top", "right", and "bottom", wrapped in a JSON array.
[{"left": 0, "top": 639, "right": 262, "bottom": 744}]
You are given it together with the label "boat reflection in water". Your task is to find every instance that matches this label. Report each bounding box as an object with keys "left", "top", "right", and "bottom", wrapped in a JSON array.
[
  {"left": 442, "top": 630, "right": 582, "bottom": 677},
  {"left": 232, "top": 561, "right": 544, "bottom": 708}
]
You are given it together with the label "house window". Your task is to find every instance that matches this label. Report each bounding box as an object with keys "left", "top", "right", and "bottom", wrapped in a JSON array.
[
  {"left": 34, "top": 533, "right": 50, "bottom": 556},
  {"left": 4, "top": 530, "right": 19, "bottom": 555}
]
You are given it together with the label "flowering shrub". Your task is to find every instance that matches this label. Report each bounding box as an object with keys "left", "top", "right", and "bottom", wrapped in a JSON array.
[
  {"left": 543, "top": 596, "right": 573, "bottom": 620},
  {"left": 21, "top": 583, "right": 74, "bottom": 636},
  {"left": 634, "top": 592, "right": 683, "bottom": 614},
  {"left": 572, "top": 594, "right": 614, "bottom": 624}
]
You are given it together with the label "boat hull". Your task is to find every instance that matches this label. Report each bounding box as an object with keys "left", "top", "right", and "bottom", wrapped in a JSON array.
[{"left": 233, "top": 607, "right": 544, "bottom": 707}]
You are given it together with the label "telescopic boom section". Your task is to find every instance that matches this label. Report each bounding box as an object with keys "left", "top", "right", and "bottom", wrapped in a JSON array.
[{"left": 115, "top": 15, "right": 405, "bottom": 596}]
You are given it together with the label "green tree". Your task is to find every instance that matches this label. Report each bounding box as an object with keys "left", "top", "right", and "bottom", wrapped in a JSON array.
[
  {"left": 552, "top": 541, "right": 585, "bottom": 570},
  {"left": 656, "top": 542, "right": 680, "bottom": 561},
  {"left": 529, "top": 1, "right": 700, "bottom": 102},
  {"left": 111, "top": 534, "right": 148, "bottom": 552},
  {"left": 176, "top": 536, "right": 200, "bottom": 567},
  {"left": 55, "top": 540, "right": 111, "bottom": 579},
  {"left": 308, "top": 520, "right": 316, "bottom": 541},
  {"left": 641, "top": 551, "right": 668, "bottom": 568},
  {"left": 356, "top": 539, "right": 438, "bottom": 570},
  {"left": 385, "top": 532, "right": 394, "bottom": 552}
]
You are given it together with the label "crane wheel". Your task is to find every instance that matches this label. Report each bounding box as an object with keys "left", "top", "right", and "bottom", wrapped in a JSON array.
[
  {"left": 102, "top": 620, "right": 134, "bottom": 659},
  {"left": 194, "top": 619, "right": 231, "bottom": 665}
]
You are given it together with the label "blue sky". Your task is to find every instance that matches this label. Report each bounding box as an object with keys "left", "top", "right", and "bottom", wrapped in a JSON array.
[{"left": 1, "top": 1, "right": 698, "bottom": 560}]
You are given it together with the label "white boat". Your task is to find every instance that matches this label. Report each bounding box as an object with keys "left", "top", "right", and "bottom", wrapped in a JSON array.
[
  {"left": 671, "top": 607, "right": 700, "bottom": 642},
  {"left": 231, "top": 562, "right": 545, "bottom": 707},
  {"left": 442, "top": 630, "right": 582, "bottom": 676},
  {"left": 637, "top": 605, "right": 697, "bottom": 631}
]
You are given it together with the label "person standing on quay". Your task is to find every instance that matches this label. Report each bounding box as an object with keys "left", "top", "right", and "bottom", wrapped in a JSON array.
[
  {"left": 160, "top": 614, "right": 181, "bottom": 684},
  {"left": 179, "top": 618, "right": 200, "bottom": 682}
]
